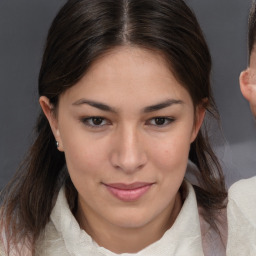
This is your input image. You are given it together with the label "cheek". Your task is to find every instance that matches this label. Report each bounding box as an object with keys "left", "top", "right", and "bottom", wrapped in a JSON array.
[
  {"left": 64, "top": 140, "right": 105, "bottom": 173},
  {"left": 62, "top": 137, "right": 106, "bottom": 195},
  {"left": 151, "top": 132, "right": 192, "bottom": 172},
  {"left": 59, "top": 122, "right": 107, "bottom": 176},
  {"left": 152, "top": 138, "right": 191, "bottom": 201}
]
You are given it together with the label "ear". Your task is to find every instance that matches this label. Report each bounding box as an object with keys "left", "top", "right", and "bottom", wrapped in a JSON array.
[
  {"left": 39, "top": 96, "right": 64, "bottom": 151},
  {"left": 240, "top": 69, "right": 251, "bottom": 101},
  {"left": 240, "top": 69, "right": 256, "bottom": 117},
  {"left": 190, "top": 100, "right": 206, "bottom": 143}
]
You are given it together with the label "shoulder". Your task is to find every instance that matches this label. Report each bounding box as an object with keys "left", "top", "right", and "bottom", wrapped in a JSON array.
[
  {"left": 227, "top": 177, "right": 256, "bottom": 256},
  {"left": 0, "top": 241, "right": 6, "bottom": 256},
  {"left": 35, "top": 188, "right": 75, "bottom": 256},
  {"left": 198, "top": 206, "right": 227, "bottom": 256},
  {"left": 35, "top": 193, "right": 70, "bottom": 256},
  {"left": 0, "top": 225, "right": 7, "bottom": 256},
  {"left": 0, "top": 230, "right": 33, "bottom": 256},
  {"left": 228, "top": 176, "right": 256, "bottom": 220},
  {"left": 183, "top": 182, "right": 227, "bottom": 256},
  {"left": 229, "top": 176, "right": 256, "bottom": 196},
  {"left": 35, "top": 220, "right": 69, "bottom": 256}
]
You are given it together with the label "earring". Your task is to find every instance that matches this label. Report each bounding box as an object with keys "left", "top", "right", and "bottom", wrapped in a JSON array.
[{"left": 56, "top": 141, "right": 59, "bottom": 148}]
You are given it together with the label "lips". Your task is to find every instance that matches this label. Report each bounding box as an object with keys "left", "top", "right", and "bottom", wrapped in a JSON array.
[{"left": 104, "top": 182, "right": 154, "bottom": 202}]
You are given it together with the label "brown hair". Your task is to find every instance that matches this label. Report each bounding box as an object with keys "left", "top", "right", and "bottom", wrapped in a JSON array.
[
  {"left": 0, "top": 0, "right": 227, "bottom": 254},
  {"left": 248, "top": 0, "right": 256, "bottom": 59}
]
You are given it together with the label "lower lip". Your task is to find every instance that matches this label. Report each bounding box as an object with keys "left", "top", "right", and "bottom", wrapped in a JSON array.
[{"left": 105, "top": 184, "right": 152, "bottom": 202}]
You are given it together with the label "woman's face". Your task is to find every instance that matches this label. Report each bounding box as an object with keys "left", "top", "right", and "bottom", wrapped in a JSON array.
[{"left": 41, "top": 46, "right": 204, "bottom": 232}]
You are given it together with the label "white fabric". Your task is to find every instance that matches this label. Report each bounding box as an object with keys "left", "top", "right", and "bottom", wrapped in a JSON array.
[
  {"left": 227, "top": 177, "right": 256, "bottom": 256},
  {"left": 0, "top": 181, "right": 226, "bottom": 255},
  {"left": 34, "top": 182, "right": 225, "bottom": 256}
]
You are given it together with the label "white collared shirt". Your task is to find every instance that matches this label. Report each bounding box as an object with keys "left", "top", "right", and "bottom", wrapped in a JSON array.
[{"left": 34, "top": 181, "right": 225, "bottom": 256}]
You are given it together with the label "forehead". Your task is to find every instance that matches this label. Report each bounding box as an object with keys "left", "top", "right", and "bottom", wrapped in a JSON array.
[
  {"left": 60, "top": 46, "right": 192, "bottom": 107},
  {"left": 86, "top": 46, "right": 171, "bottom": 82}
]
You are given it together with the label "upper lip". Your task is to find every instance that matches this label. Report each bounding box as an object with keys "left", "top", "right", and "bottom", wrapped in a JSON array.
[{"left": 104, "top": 182, "right": 154, "bottom": 190}]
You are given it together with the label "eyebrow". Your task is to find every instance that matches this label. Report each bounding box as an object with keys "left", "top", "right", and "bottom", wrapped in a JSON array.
[
  {"left": 72, "top": 99, "right": 117, "bottom": 113},
  {"left": 143, "top": 99, "right": 183, "bottom": 113},
  {"left": 72, "top": 98, "right": 183, "bottom": 113}
]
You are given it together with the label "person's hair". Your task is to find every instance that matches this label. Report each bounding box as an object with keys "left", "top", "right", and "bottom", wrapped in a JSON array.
[
  {"left": 248, "top": 0, "right": 256, "bottom": 59},
  {"left": 0, "top": 0, "right": 227, "bottom": 254}
]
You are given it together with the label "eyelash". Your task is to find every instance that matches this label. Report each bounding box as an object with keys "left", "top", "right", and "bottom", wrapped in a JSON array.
[
  {"left": 146, "top": 117, "right": 175, "bottom": 127},
  {"left": 80, "top": 116, "right": 175, "bottom": 129},
  {"left": 81, "top": 117, "right": 110, "bottom": 128}
]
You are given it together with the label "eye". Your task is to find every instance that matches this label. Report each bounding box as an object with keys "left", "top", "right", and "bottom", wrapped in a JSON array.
[
  {"left": 146, "top": 117, "right": 174, "bottom": 126},
  {"left": 81, "top": 116, "right": 110, "bottom": 127}
]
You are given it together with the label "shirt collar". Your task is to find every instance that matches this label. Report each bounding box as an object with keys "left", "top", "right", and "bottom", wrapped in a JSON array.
[{"left": 50, "top": 181, "right": 204, "bottom": 256}]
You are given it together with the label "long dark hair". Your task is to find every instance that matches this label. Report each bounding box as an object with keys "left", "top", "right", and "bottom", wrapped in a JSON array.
[{"left": 0, "top": 0, "right": 227, "bottom": 254}]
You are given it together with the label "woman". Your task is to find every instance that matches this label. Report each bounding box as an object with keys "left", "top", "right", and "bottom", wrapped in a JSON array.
[{"left": 0, "top": 0, "right": 227, "bottom": 255}]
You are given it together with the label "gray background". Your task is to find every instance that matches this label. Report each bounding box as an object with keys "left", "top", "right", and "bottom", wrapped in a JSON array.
[{"left": 0, "top": 0, "right": 255, "bottom": 190}]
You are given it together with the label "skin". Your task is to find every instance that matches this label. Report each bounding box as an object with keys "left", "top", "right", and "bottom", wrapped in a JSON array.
[
  {"left": 40, "top": 46, "right": 205, "bottom": 253},
  {"left": 240, "top": 48, "right": 256, "bottom": 117}
]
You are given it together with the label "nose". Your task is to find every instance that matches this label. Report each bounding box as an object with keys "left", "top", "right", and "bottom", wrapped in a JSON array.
[{"left": 110, "top": 125, "right": 147, "bottom": 173}]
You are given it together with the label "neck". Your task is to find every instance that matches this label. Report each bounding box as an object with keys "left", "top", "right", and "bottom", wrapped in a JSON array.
[{"left": 75, "top": 192, "right": 182, "bottom": 254}]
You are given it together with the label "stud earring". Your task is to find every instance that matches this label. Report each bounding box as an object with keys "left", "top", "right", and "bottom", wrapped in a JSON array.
[{"left": 56, "top": 141, "right": 59, "bottom": 148}]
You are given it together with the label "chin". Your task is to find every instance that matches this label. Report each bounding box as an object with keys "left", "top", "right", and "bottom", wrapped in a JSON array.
[{"left": 109, "top": 210, "right": 153, "bottom": 229}]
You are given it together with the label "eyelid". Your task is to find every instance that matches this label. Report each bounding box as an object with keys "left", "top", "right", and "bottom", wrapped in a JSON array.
[
  {"left": 79, "top": 116, "right": 175, "bottom": 129},
  {"left": 146, "top": 117, "right": 175, "bottom": 127},
  {"left": 80, "top": 116, "right": 111, "bottom": 128}
]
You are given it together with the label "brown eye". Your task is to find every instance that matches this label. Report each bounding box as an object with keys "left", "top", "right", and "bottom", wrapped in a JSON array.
[
  {"left": 146, "top": 117, "right": 175, "bottom": 127},
  {"left": 92, "top": 117, "right": 104, "bottom": 125},
  {"left": 154, "top": 118, "right": 166, "bottom": 125},
  {"left": 81, "top": 116, "right": 109, "bottom": 128}
]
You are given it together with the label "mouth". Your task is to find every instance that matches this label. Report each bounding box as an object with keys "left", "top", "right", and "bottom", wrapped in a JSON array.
[{"left": 103, "top": 182, "right": 154, "bottom": 202}]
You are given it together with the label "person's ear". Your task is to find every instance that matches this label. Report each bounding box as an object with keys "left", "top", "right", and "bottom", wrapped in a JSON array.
[
  {"left": 39, "top": 96, "right": 64, "bottom": 151},
  {"left": 240, "top": 68, "right": 256, "bottom": 117},
  {"left": 190, "top": 99, "right": 207, "bottom": 143},
  {"left": 240, "top": 69, "right": 251, "bottom": 101}
]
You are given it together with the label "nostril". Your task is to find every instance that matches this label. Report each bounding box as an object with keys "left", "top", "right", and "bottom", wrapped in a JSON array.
[{"left": 112, "top": 155, "right": 147, "bottom": 173}]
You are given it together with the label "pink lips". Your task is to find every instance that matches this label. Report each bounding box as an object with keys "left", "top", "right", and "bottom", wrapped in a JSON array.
[{"left": 104, "top": 182, "right": 153, "bottom": 202}]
